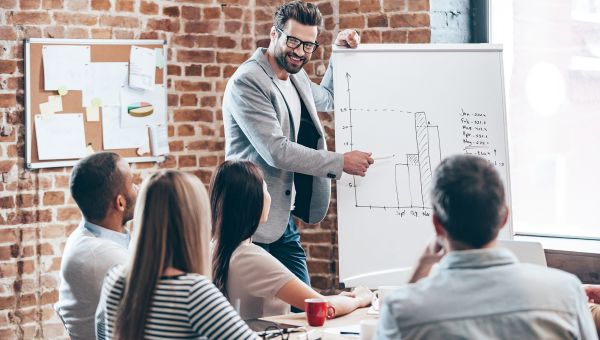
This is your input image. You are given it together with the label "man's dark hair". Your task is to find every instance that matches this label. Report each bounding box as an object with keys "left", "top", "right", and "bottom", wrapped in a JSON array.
[
  {"left": 431, "top": 155, "right": 506, "bottom": 248},
  {"left": 70, "top": 152, "right": 125, "bottom": 221},
  {"left": 273, "top": 1, "right": 323, "bottom": 34}
]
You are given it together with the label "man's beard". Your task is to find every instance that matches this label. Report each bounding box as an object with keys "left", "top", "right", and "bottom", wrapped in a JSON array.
[{"left": 274, "top": 45, "right": 308, "bottom": 74}]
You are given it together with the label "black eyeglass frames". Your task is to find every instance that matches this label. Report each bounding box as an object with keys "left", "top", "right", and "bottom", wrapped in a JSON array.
[{"left": 276, "top": 28, "right": 319, "bottom": 53}]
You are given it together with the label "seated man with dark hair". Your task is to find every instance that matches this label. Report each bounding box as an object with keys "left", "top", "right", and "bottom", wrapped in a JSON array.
[
  {"left": 55, "top": 152, "right": 137, "bottom": 340},
  {"left": 376, "top": 155, "right": 597, "bottom": 340}
]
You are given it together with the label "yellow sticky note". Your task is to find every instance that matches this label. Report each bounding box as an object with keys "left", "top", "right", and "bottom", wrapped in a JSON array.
[
  {"left": 48, "top": 95, "right": 63, "bottom": 112},
  {"left": 39, "top": 101, "right": 56, "bottom": 116},
  {"left": 58, "top": 87, "right": 68, "bottom": 96},
  {"left": 86, "top": 106, "right": 100, "bottom": 121},
  {"left": 91, "top": 97, "right": 102, "bottom": 107},
  {"left": 86, "top": 144, "right": 95, "bottom": 155}
]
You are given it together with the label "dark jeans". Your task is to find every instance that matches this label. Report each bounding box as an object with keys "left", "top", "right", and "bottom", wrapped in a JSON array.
[{"left": 254, "top": 216, "right": 310, "bottom": 312}]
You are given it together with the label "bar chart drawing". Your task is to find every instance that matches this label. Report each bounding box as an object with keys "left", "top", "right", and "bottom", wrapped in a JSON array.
[{"left": 341, "top": 72, "right": 442, "bottom": 210}]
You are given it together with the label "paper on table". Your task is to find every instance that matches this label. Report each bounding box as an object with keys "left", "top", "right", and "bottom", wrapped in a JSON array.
[
  {"left": 82, "top": 62, "right": 128, "bottom": 107},
  {"left": 86, "top": 106, "right": 100, "bottom": 121},
  {"left": 34, "top": 114, "right": 87, "bottom": 160},
  {"left": 42, "top": 45, "right": 90, "bottom": 91},
  {"left": 102, "top": 106, "right": 149, "bottom": 150},
  {"left": 129, "top": 46, "right": 156, "bottom": 90},
  {"left": 149, "top": 124, "right": 169, "bottom": 156},
  {"left": 120, "top": 85, "right": 166, "bottom": 128}
]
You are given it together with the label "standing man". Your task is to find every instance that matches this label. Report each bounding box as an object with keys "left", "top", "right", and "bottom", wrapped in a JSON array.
[
  {"left": 222, "top": 0, "right": 373, "bottom": 287},
  {"left": 55, "top": 152, "right": 137, "bottom": 340}
]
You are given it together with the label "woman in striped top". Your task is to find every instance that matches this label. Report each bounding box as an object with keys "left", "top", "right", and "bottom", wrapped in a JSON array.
[{"left": 95, "top": 170, "right": 256, "bottom": 340}]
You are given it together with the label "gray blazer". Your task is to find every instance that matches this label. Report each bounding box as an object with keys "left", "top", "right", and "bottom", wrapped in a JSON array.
[{"left": 222, "top": 48, "right": 343, "bottom": 243}]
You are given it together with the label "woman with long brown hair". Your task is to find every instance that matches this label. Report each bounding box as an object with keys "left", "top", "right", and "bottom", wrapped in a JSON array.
[
  {"left": 211, "top": 160, "right": 372, "bottom": 320},
  {"left": 96, "top": 170, "right": 256, "bottom": 340}
]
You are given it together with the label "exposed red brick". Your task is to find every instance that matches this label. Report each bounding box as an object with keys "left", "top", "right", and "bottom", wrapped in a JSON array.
[
  {"left": 203, "top": 7, "right": 221, "bottom": 19},
  {"left": 384, "top": 0, "right": 406, "bottom": 11},
  {"left": 359, "top": 0, "right": 381, "bottom": 12},
  {"left": 339, "top": 15, "right": 366, "bottom": 29},
  {"left": 216, "top": 51, "right": 247, "bottom": 64},
  {"left": 99, "top": 15, "right": 139, "bottom": 28},
  {"left": 173, "top": 109, "right": 213, "bottom": 122},
  {"left": 19, "top": 0, "right": 40, "bottom": 10},
  {"left": 8, "top": 11, "right": 50, "bottom": 25},
  {"left": 367, "top": 14, "right": 388, "bottom": 28},
  {"left": 177, "top": 50, "right": 215, "bottom": 63},
  {"left": 147, "top": 19, "right": 180, "bottom": 33},
  {"left": 0, "top": 26, "right": 17, "bottom": 40},
  {"left": 390, "top": 13, "right": 430, "bottom": 28},
  {"left": 53, "top": 12, "right": 98, "bottom": 26},
  {"left": 0, "top": 60, "right": 17, "bottom": 74},
  {"left": 178, "top": 155, "right": 197, "bottom": 168},
  {"left": 185, "top": 64, "right": 203, "bottom": 76},
  {"left": 42, "top": 0, "right": 62, "bottom": 9},
  {"left": 177, "top": 124, "right": 195, "bottom": 136},
  {"left": 163, "top": 5, "right": 180, "bottom": 17},
  {"left": 174, "top": 80, "right": 211, "bottom": 92},
  {"left": 180, "top": 94, "right": 198, "bottom": 106},
  {"left": 140, "top": 0, "right": 158, "bottom": 14},
  {"left": 182, "top": 6, "right": 201, "bottom": 20},
  {"left": 408, "top": 0, "right": 429, "bottom": 11},
  {"left": 43, "top": 191, "right": 64, "bottom": 205},
  {"left": 408, "top": 28, "right": 430, "bottom": 43},
  {"left": 92, "top": 0, "right": 111, "bottom": 11},
  {"left": 115, "top": 0, "right": 134, "bottom": 11}
]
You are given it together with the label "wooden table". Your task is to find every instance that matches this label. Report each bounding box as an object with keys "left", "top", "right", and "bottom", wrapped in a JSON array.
[{"left": 260, "top": 307, "right": 378, "bottom": 339}]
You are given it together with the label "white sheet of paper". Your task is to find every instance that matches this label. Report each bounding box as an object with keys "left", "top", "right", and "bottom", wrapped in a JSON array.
[
  {"left": 129, "top": 46, "right": 156, "bottom": 90},
  {"left": 155, "top": 48, "right": 164, "bottom": 69},
  {"left": 120, "top": 85, "right": 166, "bottom": 128},
  {"left": 102, "top": 106, "right": 149, "bottom": 150},
  {"left": 39, "top": 101, "right": 56, "bottom": 116},
  {"left": 48, "top": 95, "right": 63, "bottom": 112},
  {"left": 149, "top": 124, "right": 169, "bottom": 156},
  {"left": 35, "top": 114, "right": 87, "bottom": 160},
  {"left": 42, "top": 45, "right": 90, "bottom": 91},
  {"left": 82, "top": 62, "right": 129, "bottom": 107}
]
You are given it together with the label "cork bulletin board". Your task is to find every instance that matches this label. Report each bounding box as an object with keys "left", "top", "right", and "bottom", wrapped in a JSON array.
[{"left": 24, "top": 38, "right": 167, "bottom": 169}]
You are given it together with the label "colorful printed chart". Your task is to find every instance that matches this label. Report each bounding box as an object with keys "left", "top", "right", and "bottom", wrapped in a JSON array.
[{"left": 127, "top": 101, "right": 154, "bottom": 117}]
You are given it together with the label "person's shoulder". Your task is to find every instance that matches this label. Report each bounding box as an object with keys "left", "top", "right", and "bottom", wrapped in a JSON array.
[{"left": 517, "top": 263, "right": 582, "bottom": 285}]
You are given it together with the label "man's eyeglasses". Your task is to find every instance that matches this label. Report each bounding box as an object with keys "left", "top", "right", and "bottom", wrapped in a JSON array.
[{"left": 276, "top": 28, "right": 319, "bottom": 53}]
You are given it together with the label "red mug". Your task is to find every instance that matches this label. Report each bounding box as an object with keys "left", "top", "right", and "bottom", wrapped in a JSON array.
[{"left": 304, "top": 298, "right": 335, "bottom": 327}]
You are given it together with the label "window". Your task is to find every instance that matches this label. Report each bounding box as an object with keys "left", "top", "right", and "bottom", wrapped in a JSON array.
[{"left": 491, "top": 0, "right": 600, "bottom": 240}]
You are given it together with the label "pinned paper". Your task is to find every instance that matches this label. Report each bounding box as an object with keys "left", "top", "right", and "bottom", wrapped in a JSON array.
[
  {"left": 34, "top": 114, "right": 87, "bottom": 160},
  {"left": 86, "top": 106, "right": 100, "bottom": 121},
  {"left": 48, "top": 95, "right": 63, "bottom": 112},
  {"left": 101, "top": 106, "right": 149, "bottom": 150},
  {"left": 91, "top": 98, "right": 102, "bottom": 107},
  {"left": 120, "top": 85, "right": 166, "bottom": 128},
  {"left": 149, "top": 124, "right": 169, "bottom": 156},
  {"left": 58, "top": 87, "right": 68, "bottom": 96},
  {"left": 86, "top": 144, "right": 95, "bottom": 155},
  {"left": 42, "top": 45, "right": 90, "bottom": 91},
  {"left": 82, "top": 62, "right": 128, "bottom": 107},
  {"left": 129, "top": 46, "right": 156, "bottom": 90},
  {"left": 39, "top": 101, "right": 56, "bottom": 116},
  {"left": 155, "top": 48, "right": 164, "bottom": 69}
]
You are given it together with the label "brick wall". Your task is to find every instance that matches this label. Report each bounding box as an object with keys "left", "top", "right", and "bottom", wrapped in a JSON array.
[{"left": 0, "top": 0, "right": 431, "bottom": 338}]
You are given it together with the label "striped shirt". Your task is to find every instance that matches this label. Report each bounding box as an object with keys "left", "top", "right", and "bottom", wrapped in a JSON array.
[{"left": 96, "top": 265, "right": 257, "bottom": 340}]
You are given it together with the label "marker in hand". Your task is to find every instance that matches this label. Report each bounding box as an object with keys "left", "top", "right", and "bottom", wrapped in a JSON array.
[{"left": 373, "top": 154, "right": 395, "bottom": 161}]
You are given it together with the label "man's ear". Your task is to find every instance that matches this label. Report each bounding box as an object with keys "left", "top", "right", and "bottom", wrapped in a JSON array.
[
  {"left": 498, "top": 205, "right": 509, "bottom": 231},
  {"left": 115, "top": 194, "right": 126, "bottom": 213},
  {"left": 270, "top": 26, "right": 278, "bottom": 43},
  {"left": 432, "top": 214, "right": 447, "bottom": 238}
]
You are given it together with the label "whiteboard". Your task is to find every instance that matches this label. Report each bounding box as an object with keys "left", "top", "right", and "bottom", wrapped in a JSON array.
[{"left": 333, "top": 44, "right": 512, "bottom": 288}]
